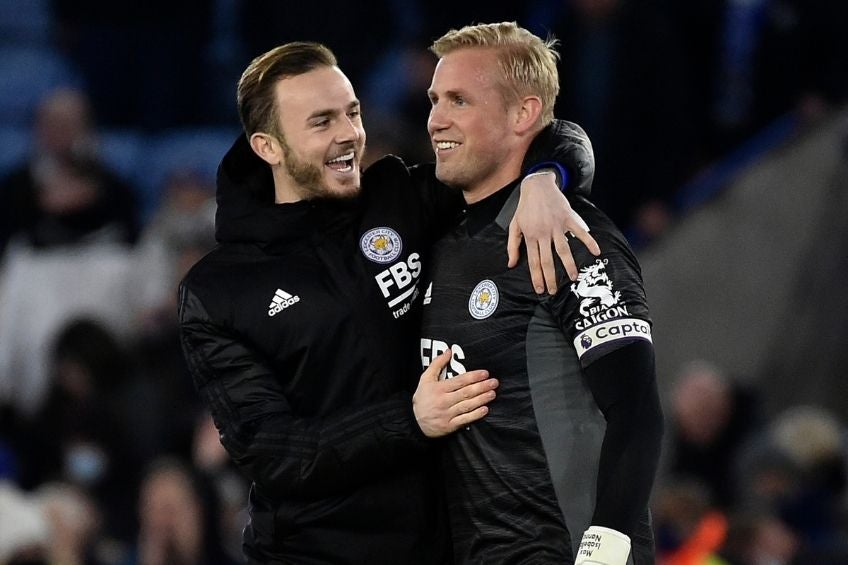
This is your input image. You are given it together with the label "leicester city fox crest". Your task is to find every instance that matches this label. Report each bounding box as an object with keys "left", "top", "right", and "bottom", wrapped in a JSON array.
[
  {"left": 360, "top": 227, "right": 402, "bottom": 263},
  {"left": 468, "top": 279, "right": 499, "bottom": 320}
]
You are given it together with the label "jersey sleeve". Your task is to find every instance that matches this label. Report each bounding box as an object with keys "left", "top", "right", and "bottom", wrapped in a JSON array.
[
  {"left": 551, "top": 221, "right": 653, "bottom": 367},
  {"left": 582, "top": 340, "right": 663, "bottom": 536},
  {"left": 545, "top": 215, "right": 662, "bottom": 537},
  {"left": 178, "top": 281, "right": 430, "bottom": 500}
]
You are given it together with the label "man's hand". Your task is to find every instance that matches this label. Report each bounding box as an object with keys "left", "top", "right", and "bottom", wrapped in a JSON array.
[
  {"left": 413, "top": 350, "right": 498, "bottom": 437},
  {"left": 508, "top": 171, "right": 601, "bottom": 293}
]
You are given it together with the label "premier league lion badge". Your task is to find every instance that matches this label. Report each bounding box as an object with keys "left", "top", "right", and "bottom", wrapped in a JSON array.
[{"left": 360, "top": 227, "right": 402, "bottom": 263}]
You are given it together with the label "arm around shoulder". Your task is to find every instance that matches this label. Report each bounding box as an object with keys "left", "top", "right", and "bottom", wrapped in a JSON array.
[{"left": 522, "top": 119, "right": 595, "bottom": 197}]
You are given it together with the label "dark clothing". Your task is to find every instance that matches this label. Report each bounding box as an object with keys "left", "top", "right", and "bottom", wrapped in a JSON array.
[
  {"left": 178, "top": 120, "right": 592, "bottom": 563},
  {"left": 178, "top": 136, "right": 461, "bottom": 563},
  {"left": 667, "top": 383, "right": 762, "bottom": 509},
  {"left": 0, "top": 160, "right": 140, "bottom": 254},
  {"left": 420, "top": 184, "right": 663, "bottom": 564}
]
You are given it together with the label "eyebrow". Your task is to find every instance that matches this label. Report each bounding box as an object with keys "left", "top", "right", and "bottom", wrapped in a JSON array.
[
  {"left": 427, "top": 89, "right": 465, "bottom": 100},
  {"left": 307, "top": 100, "right": 360, "bottom": 121}
]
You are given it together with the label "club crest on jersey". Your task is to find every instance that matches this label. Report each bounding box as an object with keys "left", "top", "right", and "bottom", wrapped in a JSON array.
[
  {"left": 571, "top": 258, "right": 622, "bottom": 317},
  {"left": 360, "top": 227, "right": 402, "bottom": 263},
  {"left": 468, "top": 279, "right": 499, "bottom": 320}
]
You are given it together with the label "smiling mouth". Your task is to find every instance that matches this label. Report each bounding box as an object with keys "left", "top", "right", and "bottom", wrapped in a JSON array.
[
  {"left": 435, "top": 141, "right": 461, "bottom": 152},
  {"left": 325, "top": 151, "right": 355, "bottom": 172}
]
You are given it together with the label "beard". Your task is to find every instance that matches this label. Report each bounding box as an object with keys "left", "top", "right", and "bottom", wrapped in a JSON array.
[
  {"left": 281, "top": 138, "right": 365, "bottom": 201},
  {"left": 282, "top": 140, "right": 325, "bottom": 197}
]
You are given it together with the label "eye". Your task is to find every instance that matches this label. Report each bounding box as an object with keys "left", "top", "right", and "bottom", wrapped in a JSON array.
[
  {"left": 348, "top": 109, "right": 361, "bottom": 119},
  {"left": 313, "top": 118, "right": 330, "bottom": 129},
  {"left": 428, "top": 93, "right": 438, "bottom": 106},
  {"left": 453, "top": 96, "right": 466, "bottom": 106}
]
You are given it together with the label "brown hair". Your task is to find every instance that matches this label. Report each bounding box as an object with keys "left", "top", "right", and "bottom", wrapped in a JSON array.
[{"left": 237, "top": 42, "right": 337, "bottom": 139}]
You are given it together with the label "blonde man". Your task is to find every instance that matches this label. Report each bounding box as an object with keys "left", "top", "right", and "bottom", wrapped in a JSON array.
[
  {"left": 421, "top": 22, "right": 662, "bottom": 565},
  {"left": 179, "top": 39, "right": 599, "bottom": 563}
]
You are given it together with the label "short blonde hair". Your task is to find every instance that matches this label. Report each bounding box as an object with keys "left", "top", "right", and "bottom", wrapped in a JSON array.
[{"left": 430, "top": 22, "right": 560, "bottom": 126}]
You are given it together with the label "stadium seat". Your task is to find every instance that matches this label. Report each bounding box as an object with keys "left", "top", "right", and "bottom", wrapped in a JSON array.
[
  {"left": 136, "top": 127, "right": 238, "bottom": 221},
  {"left": 0, "top": 0, "right": 52, "bottom": 48},
  {"left": 97, "top": 128, "right": 147, "bottom": 188},
  {"left": 0, "top": 47, "right": 79, "bottom": 126},
  {"left": 0, "top": 125, "right": 29, "bottom": 178}
]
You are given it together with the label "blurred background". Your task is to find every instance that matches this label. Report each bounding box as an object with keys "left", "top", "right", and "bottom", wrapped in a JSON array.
[{"left": 0, "top": 1, "right": 846, "bottom": 563}]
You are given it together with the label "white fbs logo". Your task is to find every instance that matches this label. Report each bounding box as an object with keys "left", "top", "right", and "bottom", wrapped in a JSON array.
[
  {"left": 571, "top": 259, "right": 621, "bottom": 317},
  {"left": 420, "top": 338, "right": 467, "bottom": 379},
  {"left": 268, "top": 288, "right": 300, "bottom": 317}
]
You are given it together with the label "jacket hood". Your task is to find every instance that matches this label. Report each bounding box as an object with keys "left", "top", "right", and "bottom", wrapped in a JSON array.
[{"left": 215, "top": 135, "right": 322, "bottom": 247}]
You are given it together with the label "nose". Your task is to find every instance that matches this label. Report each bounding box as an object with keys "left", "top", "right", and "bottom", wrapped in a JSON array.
[
  {"left": 428, "top": 102, "right": 448, "bottom": 136},
  {"left": 336, "top": 115, "right": 363, "bottom": 145}
]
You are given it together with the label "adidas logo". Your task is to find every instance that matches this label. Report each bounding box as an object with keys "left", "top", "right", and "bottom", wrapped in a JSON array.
[
  {"left": 423, "top": 282, "right": 432, "bottom": 305},
  {"left": 268, "top": 288, "right": 300, "bottom": 317}
]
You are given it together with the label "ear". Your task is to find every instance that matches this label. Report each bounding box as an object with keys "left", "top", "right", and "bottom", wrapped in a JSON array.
[
  {"left": 249, "top": 132, "right": 283, "bottom": 166},
  {"left": 513, "top": 95, "right": 543, "bottom": 135}
]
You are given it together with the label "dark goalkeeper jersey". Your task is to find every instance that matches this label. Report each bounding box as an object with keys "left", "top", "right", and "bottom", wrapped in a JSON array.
[{"left": 420, "top": 182, "right": 653, "bottom": 564}]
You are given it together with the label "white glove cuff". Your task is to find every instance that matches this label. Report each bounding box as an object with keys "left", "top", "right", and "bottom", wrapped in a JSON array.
[{"left": 574, "top": 525, "right": 631, "bottom": 565}]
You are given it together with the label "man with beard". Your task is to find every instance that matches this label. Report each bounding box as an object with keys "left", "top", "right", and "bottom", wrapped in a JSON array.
[{"left": 178, "top": 41, "right": 596, "bottom": 564}]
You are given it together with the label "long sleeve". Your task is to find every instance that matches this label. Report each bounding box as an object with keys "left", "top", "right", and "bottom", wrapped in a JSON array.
[
  {"left": 583, "top": 340, "right": 664, "bottom": 535},
  {"left": 522, "top": 118, "right": 595, "bottom": 197},
  {"left": 178, "top": 283, "right": 430, "bottom": 500},
  {"left": 549, "top": 199, "right": 663, "bottom": 537}
]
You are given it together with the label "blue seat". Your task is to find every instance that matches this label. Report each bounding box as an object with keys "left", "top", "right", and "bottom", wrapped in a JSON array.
[
  {"left": 0, "top": 125, "right": 29, "bottom": 179},
  {"left": 97, "top": 128, "right": 147, "bottom": 188},
  {"left": 0, "top": 47, "right": 79, "bottom": 126},
  {"left": 0, "top": 0, "right": 52, "bottom": 48},
  {"left": 136, "top": 127, "right": 238, "bottom": 221}
]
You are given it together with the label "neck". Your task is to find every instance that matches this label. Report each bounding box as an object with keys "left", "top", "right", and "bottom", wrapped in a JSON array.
[
  {"left": 462, "top": 150, "right": 525, "bottom": 204},
  {"left": 272, "top": 166, "right": 304, "bottom": 204}
]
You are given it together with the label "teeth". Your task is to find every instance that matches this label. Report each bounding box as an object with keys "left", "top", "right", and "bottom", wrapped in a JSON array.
[
  {"left": 327, "top": 152, "right": 354, "bottom": 164},
  {"left": 436, "top": 141, "right": 460, "bottom": 150}
]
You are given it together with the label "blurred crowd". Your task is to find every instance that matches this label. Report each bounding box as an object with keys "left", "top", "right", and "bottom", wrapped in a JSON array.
[
  {"left": 4, "top": 0, "right": 847, "bottom": 239},
  {"left": 0, "top": 85, "right": 239, "bottom": 563},
  {"left": 656, "top": 363, "right": 848, "bottom": 564},
  {"left": 1, "top": 1, "right": 847, "bottom": 564}
]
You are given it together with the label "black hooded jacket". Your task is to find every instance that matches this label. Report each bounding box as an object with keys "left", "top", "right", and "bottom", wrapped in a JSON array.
[{"left": 178, "top": 121, "right": 593, "bottom": 564}]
